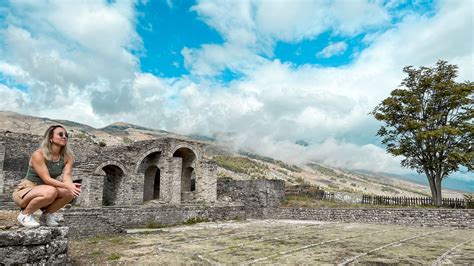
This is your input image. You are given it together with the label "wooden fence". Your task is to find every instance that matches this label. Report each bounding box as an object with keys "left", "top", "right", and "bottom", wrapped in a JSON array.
[{"left": 361, "top": 195, "right": 472, "bottom": 209}]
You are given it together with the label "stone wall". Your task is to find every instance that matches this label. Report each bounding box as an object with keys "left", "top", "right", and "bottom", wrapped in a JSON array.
[
  {"left": 0, "top": 227, "right": 69, "bottom": 264},
  {"left": 56, "top": 205, "right": 474, "bottom": 239},
  {"left": 262, "top": 207, "right": 474, "bottom": 228},
  {"left": 62, "top": 205, "right": 247, "bottom": 238},
  {"left": 0, "top": 133, "right": 41, "bottom": 196},
  {"left": 217, "top": 179, "right": 285, "bottom": 211},
  {"left": 332, "top": 191, "right": 363, "bottom": 204}
]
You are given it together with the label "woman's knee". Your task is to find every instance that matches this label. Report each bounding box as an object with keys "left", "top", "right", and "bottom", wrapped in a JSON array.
[{"left": 42, "top": 186, "right": 59, "bottom": 200}]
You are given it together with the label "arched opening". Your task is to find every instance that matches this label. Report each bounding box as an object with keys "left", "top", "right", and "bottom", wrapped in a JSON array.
[
  {"left": 137, "top": 151, "right": 162, "bottom": 202},
  {"left": 173, "top": 147, "right": 196, "bottom": 202},
  {"left": 144, "top": 166, "right": 160, "bottom": 201},
  {"left": 186, "top": 167, "right": 196, "bottom": 192},
  {"left": 102, "top": 165, "right": 124, "bottom": 206}
]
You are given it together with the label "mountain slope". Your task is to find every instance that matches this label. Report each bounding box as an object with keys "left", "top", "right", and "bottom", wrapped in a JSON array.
[{"left": 0, "top": 111, "right": 467, "bottom": 198}]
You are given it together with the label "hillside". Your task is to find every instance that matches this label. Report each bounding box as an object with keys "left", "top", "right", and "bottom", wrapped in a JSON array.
[{"left": 0, "top": 111, "right": 467, "bottom": 198}]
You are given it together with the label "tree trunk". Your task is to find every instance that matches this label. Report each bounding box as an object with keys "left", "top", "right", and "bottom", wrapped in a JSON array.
[
  {"left": 434, "top": 174, "right": 443, "bottom": 206},
  {"left": 425, "top": 170, "right": 442, "bottom": 206}
]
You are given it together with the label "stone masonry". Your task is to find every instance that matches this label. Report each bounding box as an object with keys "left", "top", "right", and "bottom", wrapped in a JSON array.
[
  {"left": 0, "top": 227, "right": 69, "bottom": 264},
  {"left": 0, "top": 132, "right": 217, "bottom": 207}
]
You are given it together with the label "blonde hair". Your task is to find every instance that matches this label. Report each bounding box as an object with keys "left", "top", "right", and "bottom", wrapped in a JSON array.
[{"left": 40, "top": 125, "right": 74, "bottom": 161}]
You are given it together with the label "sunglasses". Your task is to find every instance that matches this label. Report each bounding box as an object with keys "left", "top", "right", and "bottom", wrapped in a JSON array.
[{"left": 57, "top": 132, "right": 69, "bottom": 138}]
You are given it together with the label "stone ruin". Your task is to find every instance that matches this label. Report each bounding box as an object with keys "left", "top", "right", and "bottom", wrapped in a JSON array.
[{"left": 0, "top": 132, "right": 218, "bottom": 207}]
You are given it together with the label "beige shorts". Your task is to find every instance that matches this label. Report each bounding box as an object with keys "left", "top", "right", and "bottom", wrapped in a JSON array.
[{"left": 12, "top": 179, "right": 37, "bottom": 208}]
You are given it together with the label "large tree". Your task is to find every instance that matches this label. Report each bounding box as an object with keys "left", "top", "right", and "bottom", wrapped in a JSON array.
[{"left": 371, "top": 60, "right": 473, "bottom": 206}]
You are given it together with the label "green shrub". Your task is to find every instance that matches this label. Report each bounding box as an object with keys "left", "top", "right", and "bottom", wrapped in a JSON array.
[{"left": 184, "top": 217, "right": 209, "bottom": 225}]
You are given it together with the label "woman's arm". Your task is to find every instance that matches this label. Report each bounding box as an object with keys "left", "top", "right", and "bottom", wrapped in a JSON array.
[
  {"left": 62, "top": 154, "right": 75, "bottom": 184},
  {"left": 31, "top": 150, "right": 80, "bottom": 196}
]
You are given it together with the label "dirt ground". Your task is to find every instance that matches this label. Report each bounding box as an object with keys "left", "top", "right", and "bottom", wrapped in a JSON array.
[
  {"left": 68, "top": 219, "right": 473, "bottom": 265},
  {"left": 0, "top": 210, "right": 21, "bottom": 230}
]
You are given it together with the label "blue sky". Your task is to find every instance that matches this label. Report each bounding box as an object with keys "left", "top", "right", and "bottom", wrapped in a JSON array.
[{"left": 0, "top": 0, "right": 472, "bottom": 192}]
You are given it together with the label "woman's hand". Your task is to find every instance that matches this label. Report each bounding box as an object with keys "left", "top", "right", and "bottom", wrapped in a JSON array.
[{"left": 65, "top": 182, "right": 81, "bottom": 198}]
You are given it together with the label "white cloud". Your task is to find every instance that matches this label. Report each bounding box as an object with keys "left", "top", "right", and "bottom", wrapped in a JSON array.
[
  {"left": 0, "top": 61, "right": 28, "bottom": 79},
  {"left": 0, "top": 84, "right": 27, "bottom": 111},
  {"left": 186, "top": 0, "right": 389, "bottom": 76},
  {"left": 1, "top": 0, "right": 141, "bottom": 124},
  {"left": 317, "top": 41, "right": 348, "bottom": 58},
  {"left": 0, "top": 0, "right": 472, "bottom": 177},
  {"left": 165, "top": 0, "right": 472, "bottom": 173}
]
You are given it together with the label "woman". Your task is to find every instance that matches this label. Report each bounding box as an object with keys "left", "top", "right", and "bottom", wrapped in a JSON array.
[{"left": 12, "top": 125, "right": 81, "bottom": 228}]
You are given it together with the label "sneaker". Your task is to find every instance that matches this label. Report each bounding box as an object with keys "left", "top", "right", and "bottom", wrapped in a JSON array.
[
  {"left": 53, "top": 212, "right": 64, "bottom": 222},
  {"left": 17, "top": 212, "right": 40, "bottom": 228},
  {"left": 40, "top": 212, "right": 60, "bottom": 227}
]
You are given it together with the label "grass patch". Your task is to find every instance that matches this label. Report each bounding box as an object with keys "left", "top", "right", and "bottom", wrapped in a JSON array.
[
  {"left": 282, "top": 195, "right": 439, "bottom": 209},
  {"left": 90, "top": 250, "right": 103, "bottom": 256},
  {"left": 122, "top": 137, "right": 133, "bottom": 145},
  {"left": 146, "top": 220, "right": 160, "bottom": 229},
  {"left": 211, "top": 155, "right": 269, "bottom": 176},
  {"left": 232, "top": 215, "right": 245, "bottom": 221},
  {"left": 107, "top": 253, "right": 120, "bottom": 261},
  {"left": 184, "top": 217, "right": 209, "bottom": 225}
]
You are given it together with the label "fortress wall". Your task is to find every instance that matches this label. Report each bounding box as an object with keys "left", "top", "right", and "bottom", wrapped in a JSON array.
[
  {"left": 62, "top": 205, "right": 248, "bottom": 238},
  {"left": 0, "top": 134, "right": 40, "bottom": 195},
  {"left": 263, "top": 207, "right": 474, "bottom": 229},
  {"left": 196, "top": 161, "right": 218, "bottom": 202},
  {"left": 56, "top": 205, "right": 473, "bottom": 240},
  {"left": 0, "top": 227, "right": 69, "bottom": 265},
  {"left": 1, "top": 133, "right": 218, "bottom": 206},
  {"left": 217, "top": 179, "right": 285, "bottom": 210}
]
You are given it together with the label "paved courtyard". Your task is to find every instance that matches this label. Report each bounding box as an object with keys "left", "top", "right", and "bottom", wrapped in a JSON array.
[{"left": 70, "top": 219, "right": 473, "bottom": 264}]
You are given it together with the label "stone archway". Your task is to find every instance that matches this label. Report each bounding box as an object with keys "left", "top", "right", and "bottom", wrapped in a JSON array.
[
  {"left": 172, "top": 147, "right": 197, "bottom": 202},
  {"left": 101, "top": 165, "right": 125, "bottom": 206},
  {"left": 136, "top": 151, "right": 162, "bottom": 202},
  {"left": 144, "top": 166, "right": 160, "bottom": 201}
]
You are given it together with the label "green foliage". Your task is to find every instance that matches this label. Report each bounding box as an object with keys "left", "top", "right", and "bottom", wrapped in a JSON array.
[
  {"left": 217, "top": 171, "right": 229, "bottom": 179},
  {"left": 276, "top": 161, "right": 303, "bottom": 172},
  {"left": 293, "top": 176, "right": 307, "bottom": 185},
  {"left": 232, "top": 215, "right": 245, "bottom": 221},
  {"left": 146, "top": 220, "right": 160, "bottom": 229},
  {"left": 371, "top": 60, "right": 473, "bottom": 205},
  {"left": 211, "top": 155, "right": 269, "bottom": 176},
  {"left": 107, "top": 253, "right": 120, "bottom": 261},
  {"left": 90, "top": 250, "right": 103, "bottom": 256},
  {"left": 184, "top": 217, "right": 209, "bottom": 225},
  {"left": 122, "top": 137, "right": 133, "bottom": 145}
]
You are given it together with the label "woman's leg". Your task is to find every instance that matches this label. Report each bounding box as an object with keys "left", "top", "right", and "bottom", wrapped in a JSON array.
[
  {"left": 43, "top": 188, "right": 74, "bottom": 213},
  {"left": 20, "top": 185, "right": 58, "bottom": 214}
]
